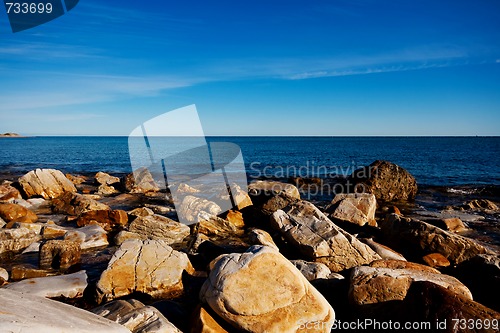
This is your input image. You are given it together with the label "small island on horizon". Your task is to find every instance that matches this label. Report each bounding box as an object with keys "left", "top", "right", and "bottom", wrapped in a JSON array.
[{"left": 0, "top": 133, "right": 23, "bottom": 138}]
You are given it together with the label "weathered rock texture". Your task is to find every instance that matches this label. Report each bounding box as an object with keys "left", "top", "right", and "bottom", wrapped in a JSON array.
[
  {"left": 201, "top": 245, "right": 335, "bottom": 333},
  {"left": 52, "top": 192, "right": 110, "bottom": 216},
  {"left": 380, "top": 214, "right": 492, "bottom": 265},
  {"left": 349, "top": 160, "right": 418, "bottom": 201},
  {"left": 349, "top": 265, "right": 472, "bottom": 306},
  {"left": 39, "top": 239, "right": 81, "bottom": 269},
  {"left": 76, "top": 209, "right": 128, "bottom": 231},
  {"left": 18, "top": 169, "right": 77, "bottom": 199},
  {"left": 326, "top": 193, "right": 377, "bottom": 226},
  {"left": 0, "top": 202, "right": 38, "bottom": 223},
  {"left": 270, "top": 200, "right": 381, "bottom": 271},
  {"left": 96, "top": 239, "right": 194, "bottom": 303},
  {"left": 128, "top": 214, "right": 190, "bottom": 244}
]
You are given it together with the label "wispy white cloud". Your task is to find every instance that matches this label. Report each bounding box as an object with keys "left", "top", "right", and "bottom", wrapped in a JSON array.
[{"left": 0, "top": 71, "right": 202, "bottom": 111}]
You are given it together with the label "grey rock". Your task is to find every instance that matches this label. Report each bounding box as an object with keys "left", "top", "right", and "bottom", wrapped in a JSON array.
[{"left": 270, "top": 200, "right": 381, "bottom": 272}]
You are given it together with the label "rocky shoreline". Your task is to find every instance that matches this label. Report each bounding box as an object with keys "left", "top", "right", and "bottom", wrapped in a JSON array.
[{"left": 0, "top": 161, "right": 499, "bottom": 332}]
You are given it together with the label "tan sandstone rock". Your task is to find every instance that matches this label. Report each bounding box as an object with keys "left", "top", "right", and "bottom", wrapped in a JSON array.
[
  {"left": 76, "top": 209, "right": 128, "bottom": 231},
  {"left": 200, "top": 245, "right": 335, "bottom": 333},
  {"left": 349, "top": 265, "right": 472, "bottom": 306},
  {"left": 0, "top": 202, "right": 38, "bottom": 223},
  {"left": 326, "top": 193, "right": 377, "bottom": 227},
  {"left": 128, "top": 214, "right": 190, "bottom": 244},
  {"left": 18, "top": 169, "right": 77, "bottom": 199},
  {"left": 96, "top": 239, "right": 194, "bottom": 303}
]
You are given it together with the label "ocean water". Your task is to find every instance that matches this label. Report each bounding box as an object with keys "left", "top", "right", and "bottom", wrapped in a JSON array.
[{"left": 0, "top": 136, "right": 499, "bottom": 186}]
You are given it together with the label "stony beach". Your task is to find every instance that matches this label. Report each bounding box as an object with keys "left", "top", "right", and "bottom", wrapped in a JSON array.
[{"left": 0, "top": 160, "right": 499, "bottom": 332}]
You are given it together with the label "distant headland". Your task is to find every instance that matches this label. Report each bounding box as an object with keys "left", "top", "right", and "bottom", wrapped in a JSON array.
[{"left": 0, "top": 132, "right": 23, "bottom": 138}]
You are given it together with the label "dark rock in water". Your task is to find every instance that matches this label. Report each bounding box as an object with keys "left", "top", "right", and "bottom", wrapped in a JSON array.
[
  {"left": 454, "top": 254, "right": 500, "bottom": 312},
  {"left": 458, "top": 199, "right": 499, "bottom": 211},
  {"left": 0, "top": 203, "right": 38, "bottom": 223},
  {"left": 380, "top": 213, "right": 492, "bottom": 265},
  {"left": 39, "top": 239, "right": 81, "bottom": 270},
  {"left": 18, "top": 169, "right": 77, "bottom": 199},
  {"left": 349, "top": 160, "right": 418, "bottom": 201},
  {"left": 76, "top": 209, "right": 128, "bottom": 231}
]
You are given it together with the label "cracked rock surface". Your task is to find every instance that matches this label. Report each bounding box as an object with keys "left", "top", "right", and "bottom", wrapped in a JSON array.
[
  {"left": 200, "top": 245, "right": 335, "bottom": 333},
  {"left": 96, "top": 239, "right": 194, "bottom": 303},
  {"left": 270, "top": 200, "right": 381, "bottom": 271}
]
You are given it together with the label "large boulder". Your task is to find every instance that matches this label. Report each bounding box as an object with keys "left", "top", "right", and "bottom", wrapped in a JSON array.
[
  {"left": 0, "top": 289, "right": 130, "bottom": 333},
  {"left": 326, "top": 193, "right": 377, "bottom": 227},
  {"left": 76, "top": 209, "right": 128, "bottom": 231},
  {"left": 18, "top": 169, "right": 77, "bottom": 199},
  {"left": 380, "top": 214, "right": 492, "bottom": 265},
  {"left": 349, "top": 160, "right": 418, "bottom": 201},
  {"left": 52, "top": 192, "right": 110, "bottom": 216},
  {"left": 349, "top": 265, "right": 472, "bottom": 307},
  {"left": 200, "top": 246, "right": 335, "bottom": 332},
  {"left": 96, "top": 239, "right": 194, "bottom": 303},
  {"left": 128, "top": 214, "right": 190, "bottom": 244},
  {"left": 270, "top": 200, "right": 381, "bottom": 271},
  {"left": 0, "top": 202, "right": 38, "bottom": 223},
  {"left": 4, "top": 270, "right": 88, "bottom": 299}
]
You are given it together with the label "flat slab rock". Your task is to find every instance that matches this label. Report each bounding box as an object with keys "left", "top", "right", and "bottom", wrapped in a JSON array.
[
  {"left": 92, "top": 299, "right": 182, "bottom": 333},
  {"left": 0, "top": 289, "right": 129, "bottom": 333},
  {"left": 96, "top": 239, "right": 194, "bottom": 303},
  {"left": 3, "top": 270, "right": 88, "bottom": 299},
  {"left": 349, "top": 265, "right": 472, "bottom": 306},
  {"left": 270, "top": 200, "right": 381, "bottom": 272},
  {"left": 201, "top": 245, "right": 335, "bottom": 333}
]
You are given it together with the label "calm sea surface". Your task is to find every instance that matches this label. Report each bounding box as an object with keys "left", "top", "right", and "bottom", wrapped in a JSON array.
[{"left": 1, "top": 136, "right": 499, "bottom": 186}]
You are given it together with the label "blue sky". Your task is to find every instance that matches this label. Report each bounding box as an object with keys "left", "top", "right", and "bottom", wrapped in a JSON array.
[{"left": 0, "top": 0, "right": 499, "bottom": 136}]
